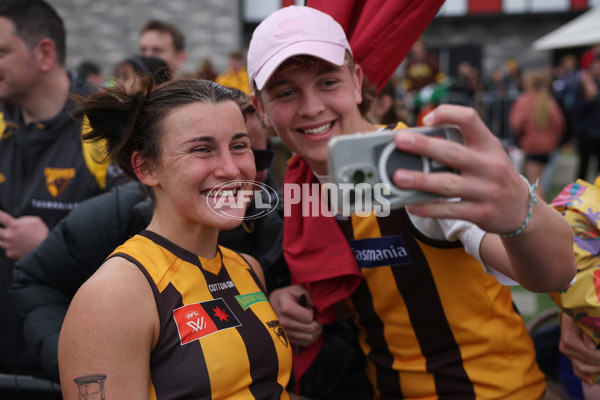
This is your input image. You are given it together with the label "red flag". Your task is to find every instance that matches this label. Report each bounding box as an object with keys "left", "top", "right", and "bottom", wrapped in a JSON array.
[{"left": 307, "top": 0, "right": 445, "bottom": 92}]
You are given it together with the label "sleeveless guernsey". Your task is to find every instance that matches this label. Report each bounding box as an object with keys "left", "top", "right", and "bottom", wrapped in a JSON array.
[{"left": 110, "top": 230, "right": 292, "bottom": 400}]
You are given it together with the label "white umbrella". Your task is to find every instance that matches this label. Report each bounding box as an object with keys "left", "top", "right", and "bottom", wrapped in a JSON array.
[{"left": 532, "top": 6, "right": 600, "bottom": 51}]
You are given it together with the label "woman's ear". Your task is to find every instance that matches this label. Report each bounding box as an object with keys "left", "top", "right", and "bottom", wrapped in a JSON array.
[{"left": 132, "top": 151, "right": 159, "bottom": 186}]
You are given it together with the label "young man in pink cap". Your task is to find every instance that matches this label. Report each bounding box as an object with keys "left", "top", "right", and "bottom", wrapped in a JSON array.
[{"left": 249, "top": 5, "right": 576, "bottom": 399}]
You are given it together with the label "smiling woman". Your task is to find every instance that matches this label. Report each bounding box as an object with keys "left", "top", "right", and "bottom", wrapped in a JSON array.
[{"left": 57, "top": 78, "right": 293, "bottom": 400}]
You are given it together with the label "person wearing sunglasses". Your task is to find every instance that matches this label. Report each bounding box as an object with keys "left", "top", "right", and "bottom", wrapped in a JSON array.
[{"left": 229, "top": 87, "right": 275, "bottom": 184}]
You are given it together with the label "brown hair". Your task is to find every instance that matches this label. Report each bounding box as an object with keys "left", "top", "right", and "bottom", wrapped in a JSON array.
[
  {"left": 77, "top": 78, "right": 237, "bottom": 180},
  {"left": 0, "top": 0, "right": 66, "bottom": 65},
  {"left": 523, "top": 68, "right": 552, "bottom": 130},
  {"left": 140, "top": 19, "right": 186, "bottom": 52}
]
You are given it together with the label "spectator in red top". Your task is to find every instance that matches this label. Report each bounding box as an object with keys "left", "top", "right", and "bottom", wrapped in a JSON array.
[{"left": 509, "top": 68, "right": 565, "bottom": 200}]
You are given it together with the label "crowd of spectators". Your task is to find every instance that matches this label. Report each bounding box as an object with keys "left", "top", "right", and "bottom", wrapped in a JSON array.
[{"left": 380, "top": 39, "right": 600, "bottom": 202}]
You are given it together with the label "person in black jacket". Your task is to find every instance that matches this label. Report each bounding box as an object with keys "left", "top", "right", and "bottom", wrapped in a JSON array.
[{"left": 0, "top": 0, "right": 112, "bottom": 378}]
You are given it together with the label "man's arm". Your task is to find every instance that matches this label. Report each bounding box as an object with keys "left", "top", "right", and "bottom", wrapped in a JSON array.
[{"left": 391, "top": 104, "right": 576, "bottom": 293}]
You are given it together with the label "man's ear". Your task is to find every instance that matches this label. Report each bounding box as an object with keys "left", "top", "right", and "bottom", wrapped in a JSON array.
[
  {"left": 132, "top": 151, "right": 159, "bottom": 187},
  {"left": 251, "top": 94, "right": 273, "bottom": 129},
  {"left": 352, "top": 63, "right": 364, "bottom": 105},
  {"left": 35, "top": 38, "right": 57, "bottom": 72}
]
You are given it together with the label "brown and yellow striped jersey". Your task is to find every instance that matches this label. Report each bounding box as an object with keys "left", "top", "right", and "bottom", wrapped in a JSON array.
[
  {"left": 110, "top": 230, "right": 292, "bottom": 400},
  {"left": 336, "top": 209, "right": 545, "bottom": 399}
]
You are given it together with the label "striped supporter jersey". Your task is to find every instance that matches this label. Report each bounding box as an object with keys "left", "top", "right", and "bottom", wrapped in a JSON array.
[
  {"left": 110, "top": 230, "right": 292, "bottom": 400},
  {"left": 335, "top": 208, "right": 545, "bottom": 399}
]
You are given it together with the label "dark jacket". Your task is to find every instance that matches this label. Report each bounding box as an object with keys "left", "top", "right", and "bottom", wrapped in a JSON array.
[
  {"left": 572, "top": 77, "right": 600, "bottom": 139},
  {"left": 10, "top": 181, "right": 150, "bottom": 379}
]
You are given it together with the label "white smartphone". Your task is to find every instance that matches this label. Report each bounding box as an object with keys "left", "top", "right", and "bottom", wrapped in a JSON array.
[{"left": 326, "top": 125, "right": 463, "bottom": 214}]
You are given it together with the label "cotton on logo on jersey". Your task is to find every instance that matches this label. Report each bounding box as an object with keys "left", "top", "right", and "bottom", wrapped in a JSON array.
[
  {"left": 349, "top": 235, "right": 412, "bottom": 269},
  {"left": 208, "top": 280, "right": 235, "bottom": 293},
  {"left": 172, "top": 298, "right": 241, "bottom": 345}
]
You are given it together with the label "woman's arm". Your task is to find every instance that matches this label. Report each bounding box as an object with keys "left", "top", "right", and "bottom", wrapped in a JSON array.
[{"left": 58, "top": 257, "right": 159, "bottom": 399}]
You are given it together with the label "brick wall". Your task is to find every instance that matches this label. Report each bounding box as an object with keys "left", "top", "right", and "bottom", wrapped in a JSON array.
[{"left": 51, "top": 0, "right": 242, "bottom": 79}]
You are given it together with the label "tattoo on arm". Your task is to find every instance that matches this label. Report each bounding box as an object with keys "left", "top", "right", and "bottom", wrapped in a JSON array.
[{"left": 74, "top": 374, "right": 107, "bottom": 400}]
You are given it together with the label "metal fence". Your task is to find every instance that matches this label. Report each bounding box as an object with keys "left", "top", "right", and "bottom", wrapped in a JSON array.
[{"left": 439, "top": 90, "right": 520, "bottom": 143}]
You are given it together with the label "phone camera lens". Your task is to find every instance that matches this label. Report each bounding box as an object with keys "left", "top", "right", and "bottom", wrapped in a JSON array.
[{"left": 353, "top": 170, "right": 366, "bottom": 184}]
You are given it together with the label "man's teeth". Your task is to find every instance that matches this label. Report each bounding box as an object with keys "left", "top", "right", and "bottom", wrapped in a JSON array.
[{"left": 302, "top": 123, "right": 331, "bottom": 136}]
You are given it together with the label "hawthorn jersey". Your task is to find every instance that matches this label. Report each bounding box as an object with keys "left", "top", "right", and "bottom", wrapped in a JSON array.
[
  {"left": 0, "top": 80, "right": 109, "bottom": 230},
  {"left": 110, "top": 230, "right": 292, "bottom": 400},
  {"left": 335, "top": 208, "right": 545, "bottom": 399},
  {"left": 0, "top": 75, "right": 109, "bottom": 376}
]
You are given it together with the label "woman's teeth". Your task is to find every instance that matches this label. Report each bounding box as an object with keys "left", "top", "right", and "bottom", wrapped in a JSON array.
[{"left": 204, "top": 188, "right": 238, "bottom": 197}]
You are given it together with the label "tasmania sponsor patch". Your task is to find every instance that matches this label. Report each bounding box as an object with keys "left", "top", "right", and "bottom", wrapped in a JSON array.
[
  {"left": 349, "top": 235, "right": 412, "bottom": 268},
  {"left": 172, "top": 298, "right": 241, "bottom": 345}
]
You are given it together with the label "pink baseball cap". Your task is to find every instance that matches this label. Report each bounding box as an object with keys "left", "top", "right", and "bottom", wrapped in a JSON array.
[{"left": 247, "top": 6, "right": 352, "bottom": 91}]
